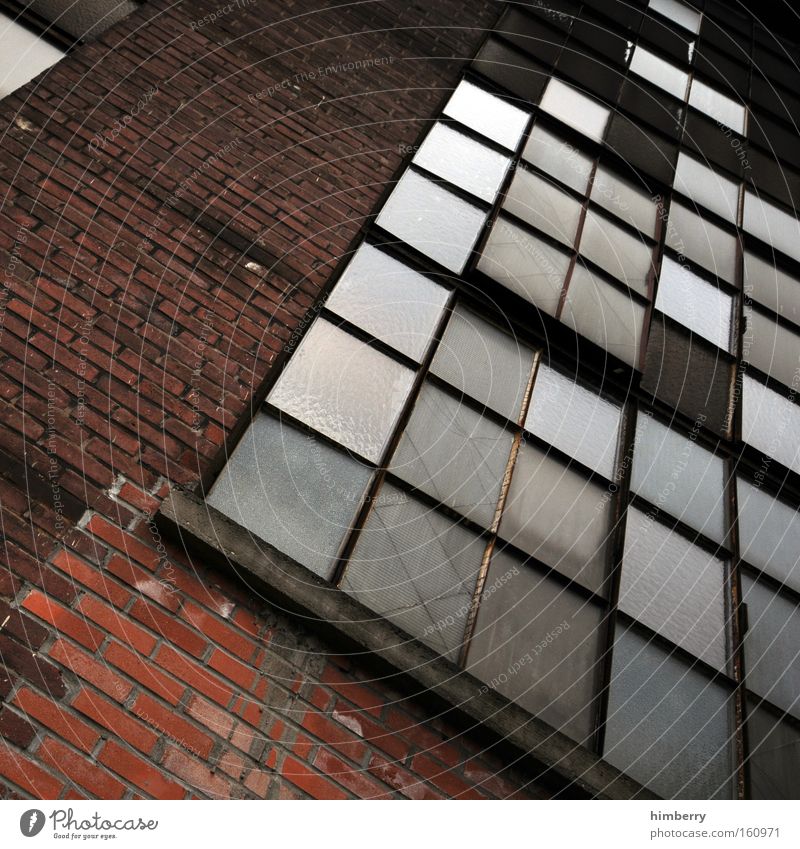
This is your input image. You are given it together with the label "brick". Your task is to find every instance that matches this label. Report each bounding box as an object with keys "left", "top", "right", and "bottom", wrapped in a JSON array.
[
  {"left": 77, "top": 596, "right": 157, "bottom": 655},
  {"left": 207, "top": 649, "right": 257, "bottom": 691},
  {"left": 0, "top": 746, "right": 64, "bottom": 798},
  {"left": 313, "top": 748, "right": 391, "bottom": 799},
  {"left": 320, "top": 663, "right": 386, "bottom": 715},
  {"left": 38, "top": 736, "right": 125, "bottom": 799},
  {"left": 132, "top": 693, "right": 214, "bottom": 759},
  {"left": 301, "top": 710, "right": 367, "bottom": 763},
  {"left": 98, "top": 740, "right": 184, "bottom": 799},
  {"left": 71, "top": 688, "right": 157, "bottom": 755},
  {"left": 154, "top": 645, "right": 232, "bottom": 706},
  {"left": 50, "top": 548, "right": 130, "bottom": 607},
  {"left": 22, "top": 590, "right": 105, "bottom": 651},
  {"left": 0, "top": 707, "right": 37, "bottom": 747},
  {"left": 49, "top": 638, "right": 131, "bottom": 703},
  {"left": 280, "top": 756, "right": 347, "bottom": 801},
  {"left": 105, "top": 555, "right": 180, "bottom": 611},
  {"left": 367, "top": 753, "right": 443, "bottom": 800},
  {"left": 331, "top": 703, "right": 410, "bottom": 762},
  {"left": 185, "top": 696, "right": 235, "bottom": 740},
  {"left": 129, "top": 597, "right": 206, "bottom": 657},
  {"left": 162, "top": 746, "right": 232, "bottom": 799},
  {"left": 0, "top": 634, "right": 66, "bottom": 698},
  {"left": 86, "top": 516, "right": 160, "bottom": 570},
  {"left": 103, "top": 642, "right": 184, "bottom": 705},
  {"left": 410, "top": 754, "right": 485, "bottom": 800},
  {"left": 14, "top": 687, "right": 99, "bottom": 753},
  {"left": 0, "top": 599, "right": 50, "bottom": 649},
  {"left": 181, "top": 601, "right": 256, "bottom": 661}
]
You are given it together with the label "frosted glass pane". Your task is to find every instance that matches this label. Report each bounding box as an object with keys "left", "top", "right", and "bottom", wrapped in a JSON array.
[
  {"left": 742, "top": 376, "right": 800, "bottom": 475},
  {"left": 390, "top": 382, "right": 514, "bottom": 528},
  {"left": 0, "top": 13, "right": 64, "bottom": 98},
  {"left": 502, "top": 168, "right": 582, "bottom": 247},
  {"left": 688, "top": 79, "right": 746, "bottom": 134},
  {"left": 522, "top": 123, "right": 593, "bottom": 194},
  {"left": 744, "top": 305, "right": 800, "bottom": 389},
  {"left": 207, "top": 415, "right": 372, "bottom": 579},
  {"left": 268, "top": 319, "right": 415, "bottom": 463},
  {"left": 743, "top": 251, "right": 800, "bottom": 325},
  {"left": 326, "top": 244, "right": 450, "bottom": 361},
  {"left": 579, "top": 210, "right": 654, "bottom": 297},
  {"left": 525, "top": 362, "right": 622, "bottom": 479},
  {"left": 467, "top": 549, "right": 605, "bottom": 743},
  {"left": 499, "top": 442, "right": 613, "bottom": 596},
  {"left": 666, "top": 201, "right": 737, "bottom": 284},
  {"left": 737, "top": 478, "right": 800, "bottom": 594},
  {"left": 742, "top": 575, "right": 800, "bottom": 720},
  {"left": 376, "top": 169, "right": 487, "bottom": 273},
  {"left": 631, "top": 411, "right": 727, "bottom": 543},
  {"left": 539, "top": 77, "right": 610, "bottom": 143},
  {"left": 649, "top": 0, "right": 701, "bottom": 33},
  {"left": 478, "top": 215, "right": 570, "bottom": 315},
  {"left": 674, "top": 153, "right": 740, "bottom": 224},
  {"left": 630, "top": 46, "right": 689, "bottom": 100},
  {"left": 560, "top": 264, "right": 646, "bottom": 368},
  {"left": 442, "top": 79, "right": 529, "bottom": 151},
  {"left": 591, "top": 166, "right": 659, "bottom": 238},
  {"left": 605, "top": 626, "right": 736, "bottom": 799},
  {"left": 744, "top": 191, "right": 800, "bottom": 263},
  {"left": 621, "top": 507, "right": 729, "bottom": 671},
  {"left": 342, "top": 484, "right": 484, "bottom": 661},
  {"left": 413, "top": 122, "right": 511, "bottom": 203},
  {"left": 655, "top": 255, "right": 733, "bottom": 351},
  {"left": 747, "top": 700, "right": 800, "bottom": 800},
  {"left": 431, "top": 302, "right": 535, "bottom": 421}
]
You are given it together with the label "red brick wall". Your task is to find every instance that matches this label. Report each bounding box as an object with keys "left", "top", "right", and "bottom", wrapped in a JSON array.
[{"left": 0, "top": 0, "right": 545, "bottom": 799}]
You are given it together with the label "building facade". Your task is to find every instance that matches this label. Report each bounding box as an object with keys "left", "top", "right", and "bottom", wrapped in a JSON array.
[{"left": 1, "top": 0, "right": 799, "bottom": 800}]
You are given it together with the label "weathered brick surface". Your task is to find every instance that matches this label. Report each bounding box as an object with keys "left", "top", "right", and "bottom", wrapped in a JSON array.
[{"left": 0, "top": 0, "right": 549, "bottom": 799}]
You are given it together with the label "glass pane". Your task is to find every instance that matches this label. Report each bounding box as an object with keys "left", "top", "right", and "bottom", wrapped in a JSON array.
[
  {"left": 431, "top": 302, "right": 535, "bottom": 421},
  {"left": 666, "top": 201, "right": 738, "bottom": 284},
  {"left": 413, "top": 122, "right": 511, "bottom": 203},
  {"left": 688, "top": 78, "right": 746, "bottom": 134},
  {"left": 477, "top": 215, "right": 570, "bottom": 316},
  {"left": 744, "top": 305, "right": 800, "bottom": 389},
  {"left": 499, "top": 441, "right": 614, "bottom": 596},
  {"left": 744, "top": 191, "right": 800, "bottom": 263},
  {"left": 742, "top": 376, "right": 800, "bottom": 475},
  {"left": 522, "top": 123, "right": 594, "bottom": 194},
  {"left": 0, "top": 13, "right": 64, "bottom": 98},
  {"left": 674, "top": 152, "right": 740, "bottom": 224},
  {"left": 742, "top": 574, "right": 800, "bottom": 721},
  {"left": 579, "top": 210, "right": 654, "bottom": 297},
  {"left": 629, "top": 46, "right": 689, "bottom": 100},
  {"left": 502, "top": 167, "right": 582, "bottom": 247},
  {"left": 467, "top": 548, "right": 605, "bottom": 743},
  {"left": 591, "top": 165, "right": 659, "bottom": 238},
  {"left": 743, "top": 251, "right": 800, "bottom": 325},
  {"left": 342, "top": 484, "right": 484, "bottom": 662},
  {"left": 326, "top": 244, "right": 450, "bottom": 362},
  {"left": 655, "top": 255, "right": 734, "bottom": 351},
  {"left": 390, "top": 382, "right": 514, "bottom": 528},
  {"left": 737, "top": 477, "right": 800, "bottom": 595},
  {"left": 604, "top": 625, "right": 737, "bottom": 799},
  {"left": 621, "top": 507, "right": 729, "bottom": 671},
  {"left": 376, "top": 169, "right": 487, "bottom": 273},
  {"left": 207, "top": 415, "right": 372, "bottom": 580},
  {"left": 539, "top": 77, "right": 611, "bottom": 143},
  {"left": 560, "top": 263, "right": 646, "bottom": 368},
  {"left": 747, "top": 699, "right": 800, "bottom": 800},
  {"left": 631, "top": 411, "right": 727, "bottom": 543},
  {"left": 649, "top": 0, "right": 701, "bottom": 32},
  {"left": 525, "top": 362, "right": 622, "bottom": 479},
  {"left": 268, "top": 318, "right": 415, "bottom": 463},
  {"left": 442, "top": 79, "right": 529, "bottom": 151}
]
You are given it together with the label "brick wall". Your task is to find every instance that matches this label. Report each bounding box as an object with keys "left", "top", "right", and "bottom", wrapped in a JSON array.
[{"left": 0, "top": 0, "right": 548, "bottom": 799}]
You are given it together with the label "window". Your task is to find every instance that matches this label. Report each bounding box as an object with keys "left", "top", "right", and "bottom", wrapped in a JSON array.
[
  {"left": 538, "top": 77, "right": 611, "bottom": 143},
  {"left": 746, "top": 700, "right": 800, "bottom": 800},
  {"left": 648, "top": 0, "right": 702, "bottom": 35},
  {"left": 688, "top": 78, "right": 746, "bottom": 133},
  {"left": 590, "top": 165, "right": 659, "bottom": 238},
  {"left": 502, "top": 167, "right": 583, "bottom": 248},
  {"left": 743, "top": 304, "right": 800, "bottom": 390},
  {"left": 743, "top": 251, "right": 800, "bottom": 325},
  {"left": 0, "top": 12, "right": 64, "bottom": 98},
  {"left": 674, "top": 152, "right": 740, "bottom": 224},
  {"left": 742, "top": 376, "right": 800, "bottom": 475},
  {"left": 629, "top": 45, "right": 690, "bottom": 100},
  {"left": 522, "top": 123, "right": 594, "bottom": 194},
  {"left": 744, "top": 191, "right": 800, "bottom": 263},
  {"left": 442, "top": 78, "right": 529, "bottom": 150},
  {"left": 665, "top": 201, "right": 738, "bottom": 284}
]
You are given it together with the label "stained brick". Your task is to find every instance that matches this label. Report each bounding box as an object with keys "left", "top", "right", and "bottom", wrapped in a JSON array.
[
  {"left": 70, "top": 689, "right": 158, "bottom": 755},
  {"left": 14, "top": 687, "right": 99, "bottom": 753},
  {"left": 98, "top": 740, "right": 184, "bottom": 799}
]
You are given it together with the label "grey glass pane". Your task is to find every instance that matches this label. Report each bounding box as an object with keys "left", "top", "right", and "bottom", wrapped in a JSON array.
[
  {"left": 604, "top": 625, "right": 737, "bottom": 799},
  {"left": 413, "top": 122, "right": 511, "bottom": 203},
  {"left": 342, "top": 484, "right": 484, "bottom": 661},
  {"left": 499, "top": 442, "right": 613, "bottom": 596},
  {"left": 631, "top": 411, "right": 727, "bottom": 543},
  {"left": 630, "top": 46, "right": 690, "bottom": 100},
  {"left": 208, "top": 414, "right": 372, "bottom": 580},
  {"left": 560, "top": 264, "right": 646, "bottom": 368},
  {"left": 502, "top": 168, "right": 582, "bottom": 248},
  {"left": 522, "top": 123, "right": 594, "bottom": 195},
  {"left": 539, "top": 77, "right": 611, "bottom": 143},
  {"left": 747, "top": 700, "right": 800, "bottom": 799},
  {"left": 390, "top": 382, "right": 514, "bottom": 528},
  {"left": 674, "top": 152, "right": 740, "bottom": 224},
  {"left": 666, "top": 201, "right": 738, "bottom": 285},
  {"left": 621, "top": 507, "right": 729, "bottom": 671},
  {"left": 0, "top": 13, "right": 65, "bottom": 98},
  {"left": 326, "top": 244, "right": 450, "bottom": 362},
  {"left": 742, "top": 575, "right": 800, "bottom": 720},
  {"left": 467, "top": 549, "right": 605, "bottom": 743},
  {"left": 268, "top": 318, "right": 415, "bottom": 463},
  {"left": 376, "top": 169, "right": 487, "bottom": 273},
  {"left": 525, "top": 362, "right": 622, "bottom": 479},
  {"left": 744, "top": 191, "right": 800, "bottom": 263},
  {"left": 688, "top": 79, "right": 746, "bottom": 134},
  {"left": 431, "top": 302, "right": 535, "bottom": 421},
  {"left": 478, "top": 215, "right": 571, "bottom": 315},
  {"left": 442, "top": 79, "right": 529, "bottom": 151},
  {"left": 742, "top": 376, "right": 800, "bottom": 475},
  {"left": 737, "top": 478, "right": 800, "bottom": 595},
  {"left": 591, "top": 166, "right": 659, "bottom": 238},
  {"left": 744, "top": 251, "right": 800, "bottom": 326},
  {"left": 649, "top": 0, "right": 701, "bottom": 33},
  {"left": 744, "top": 305, "right": 800, "bottom": 389},
  {"left": 579, "top": 210, "right": 654, "bottom": 297},
  {"left": 655, "top": 256, "right": 734, "bottom": 351}
]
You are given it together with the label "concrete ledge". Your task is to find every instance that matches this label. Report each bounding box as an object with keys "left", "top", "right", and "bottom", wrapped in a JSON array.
[{"left": 158, "top": 487, "right": 657, "bottom": 800}]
